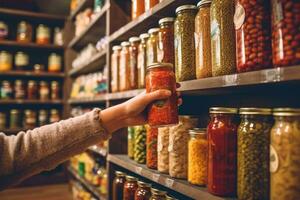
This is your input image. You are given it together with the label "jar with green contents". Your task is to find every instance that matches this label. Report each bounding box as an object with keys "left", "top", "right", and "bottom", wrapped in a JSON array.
[
  {"left": 238, "top": 108, "right": 272, "bottom": 200},
  {"left": 174, "top": 5, "right": 198, "bottom": 81},
  {"left": 138, "top": 33, "right": 149, "bottom": 88},
  {"left": 10, "top": 109, "right": 21, "bottom": 128},
  {"left": 134, "top": 125, "right": 146, "bottom": 164},
  {"left": 128, "top": 127, "right": 135, "bottom": 159},
  {"left": 0, "top": 111, "right": 6, "bottom": 129},
  {"left": 210, "top": 0, "right": 236, "bottom": 76},
  {"left": 147, "top": 28, "right": 159, "bottom": 66}
]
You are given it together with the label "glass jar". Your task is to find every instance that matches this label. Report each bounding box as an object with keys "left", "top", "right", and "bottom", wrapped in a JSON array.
[
  {"left": 147, "top": 28, "right": 160, "bottom": 66},
  {"left": 169, "top": 116, "right": 198, "bottom": 179},
  {"left": 145, "top": 0, "right": 159, "bottom": 10},
  {"left": 34, "top": 64, "right": 45, "bottom": 72},
  {"left": 188, "top": 128, "right": 208, "bottom": 186},
  {"left": 10, "top": 109, "right": 21, "bottom": 128},
  {"left": 128, "top": 127, "right": 135, "bottom": 159},
  {"left": 112, "top": 171, "right": 126, "bottom": 200},
  {"left": 54, "top": 27, "right": 63, "bottom": 46},
  {"left": 48, "top": 53, "right": 62, "bottom": 72},
  {"left": 15, "top": 51, "right": 30, "bottom": 70},
  {"left": 51, "top": 81, "right": 60, "bottom": 100},
  {"left": 119, "top": 41, "right": 131, "bottom": 91},
  {"left": 270, "top": 108, "right": 300, "bottom": 199},
  {"left": 1, "top": 81, "right": 13, "bottom": 99},
  {"left": 39, "top": 81, "right": 49, "bottom": 100},
  {"left": 207, "top": 107, "right": 238, "bottom": 197},
  {"left": 134, "top": 181, "right": 151, "bottom": 200},
  {"left": 235, "top": 0, "right": 272, "bottom": 72},
  {"left": 17, "top": 21, "right": 32, "bottom": 42},
  {"left": 175, "top": 5, "right": 198, "bottom": 81},
  {"left": 0, "top": 51, "right": 12, "bottom": 71},
  {"left": 166, "top": 195, "right": 177, "bottom": 200},
  {"left": 146, "top": 126, "right": 158, "bottom": 169},
  {"left": 123, "top": 176, "right": 138, "bottom": 200},
  {"left": 24, "top": 109, "right": 37, "bottom": 129},
  {"left": 0, "top": 21, "right": 8, "bottom": 40},
  {"left": 195, "top": 0, "right": 212, "bottom": 79},
  {"left": 14, "top": 80, "right": 25, "bottom": 99},
  {"left": 150, "top": 188, "right": 167, "bottom": 200},
  {"left": 210, "top": 0, "right": 236, "bottom": 76},
  {"left": 132, "top": 0, "right": 145, "bottom": 20},
  {"left": 158, "top": 17, "right": 175, "bottom": 65},
  {"left": 157, "top": 127, "right": 169, "bottom": 173},
  {"left": 271, "top": 1, "right": 300, "bottom": 67},
  {"left": 138, "top": 33, "right": 149, "bottom": 88},
  {"left": 237, "top": 108, "right": 272, "bottom": 200},
  {"left": 146, "top": 63, "right": 178, "bottom": 127},
  {"left": 27, "top": 80, "right": 38, "bottom": 99},
  {"left": 134, "top": 125, "right": 146, "bottom": 164},
  {"left": 38, "top": 109, "right": 48, "bottom": 126},
  {"left": 129, "top": 37, "right": 140, "bottom": 90},
  {"left": 36, "top": 24, "right": 50, "bottom": 44},
  {"left": 0, "top": 111, "right": 6, "bottom": 129},
  {"left": 111, "top": 45, "right": 121, "bottom": 93},
  {"left": 50, "top": 109, "right": 60, "bottom": 123}
]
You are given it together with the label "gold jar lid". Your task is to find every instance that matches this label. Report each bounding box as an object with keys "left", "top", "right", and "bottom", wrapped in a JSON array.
[
  {"left": 209, "top": 107, "right": 238, "bottom": 114},
  {"left": 273, "top": 108, "right": 300, "bottom": 116},
  {"left": 121, "top": 41, "right": 130, "bottom": 47},
  {"left": 158, "top": 17, "right": 175, "bottom": 25},
  {"left": 151, "top": 188, "right": 167, "bottom": 196},
  {"left": 147, "top": 62, "right": 173, "bottom": 70},
  {"left": 139, "top": 33, "right": 149, "bottom": 39},
  {"left": 197, "top": 0, "right": 212, "bottom": 7},
  {"left": 239, "top": 108, "right": 272, "bottom": 115},
  {"left": 125, "top": 175, "right": 137, "bottom": 182},
  {"left": 176, "top": 5, "right": 198, "bottom": 14},
  {"left": 137, "top": 181, "right": 151, "bottom": 187},
  {"left": 115, "top": 171, "right": 126, "bottom": 177}
]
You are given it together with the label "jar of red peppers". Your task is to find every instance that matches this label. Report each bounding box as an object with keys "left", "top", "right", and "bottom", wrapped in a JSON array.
[
  {"left": 123, "top": 175, "right": 138, "bottom": 200},
  {"left": 119, "top": 41, "right": 131, "bottom": 91},
  {"left": 134, "top": 181, "right": 151, "bottom": 200},
  {"left": 27, "top": 80, "right": 38, "bottom": 99},
  {"left": 146, "top": 63, "right": 178, "bottom": 127},
  {"left": 129, "top": 37, "right": 141, "bottom": 90},
  {"left": 207, "top": 107, "right": 238, "bottom": 197},
  {"left": 158, "top": 17, "right": 175, "bottom": 65},
  {"left": 271, "top": 0, "right": 300, "bottom": 67},
  {"left": 138, "top": 33, "right": 149, "bottom": 88},
  {"left": 132, "top": 0, "right": 145, "bottom": 20},
  {"left": 113, "top": 171, "right": 126, "bottom": 200},
  {"left": 111, "top": 45, "right": 121, "bottom": 93},
  {"left": 235, "top": 0, "right": 272, "bottom": 72},
  {"left": 146, "top": 125, "right": 158, "bottom": 169}
]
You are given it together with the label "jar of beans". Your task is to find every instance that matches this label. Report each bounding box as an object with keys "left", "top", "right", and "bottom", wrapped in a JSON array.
[
  {"left": 132, "top": 0, "right": 145, "bottom": 20},
  {"left": 138, "top": 33, "right": 149, "bottom": 88},
  {"left": 147, "top": 28, "right": 160, "bottom": 66},
  {"left": 158, "top": 17, "right": 175, "bottom": 65},
  {"left": 175, "top": 5, "right": 198, "bottom": 81},
  {"left": 24, "top": 109, "right": 37, "bottom": 129},
  {"left": 51, "top": 81, "right": 60, "bottom": 100},
  {"left": 271, "top": 1, "right": 300, "bottom": 67},
  {"left": 27, "top": 80, "right": 38, "bottom": 99},
  {"left": 129, "top": 37, "right": 140, "bottom": 90},
  {"left": 119, "top": 41, "right": 131, "bottom": 91},
  {"left": 111, "top": 45, "right": 121, "bottom": 93},
  {"left": 14, "top": 80, "right": 25, "bottom": 99}
]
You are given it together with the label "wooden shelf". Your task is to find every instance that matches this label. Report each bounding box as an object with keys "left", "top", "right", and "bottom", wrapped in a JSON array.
[
  {"left": 108, "top": 154, "right": 234, "bottom": 200},
  {"left": 0, "top": 71, "right": 65, "bottom": 78},
  {"left": 0, "top": 99, "right": 63, "bottom": 105},
  {"left": 68, "top": 95, "right": 107, "bottom": 104},
  {"left": 106, "top": 89, "right": 145, "bottom": 101},
  {"left": 69, "top": 50, "right": 106, "bottom": 77},
  {"left": 70, "top": 0, "right": 94, "bottom": 20},
  {"left": 88, "top": 145, "right": 107, "bottom": 157},
  {"left": 0, "top": 40, "right": 64, "bottom": 51}
]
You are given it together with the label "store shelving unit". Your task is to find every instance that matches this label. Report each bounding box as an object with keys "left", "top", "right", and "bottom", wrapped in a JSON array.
[
  {"left": 0, "top": 71, "right": 65, "bottom": 78},
  {"left": 0, "top": 40, "right": 64, "bottom": 51},
  {"left": 0, "top": 99, "right": 63, "bottom": 105},
  {"left": 68, "top": 95, "right": 107, "bottom": 105}
]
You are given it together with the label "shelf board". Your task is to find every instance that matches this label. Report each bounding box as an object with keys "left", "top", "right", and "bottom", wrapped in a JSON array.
[
  {"left": 69, "top": 50, "right": 106, "bottom": 77},
  {"left": 106, "top": 89, "right": 145, "bottom": 101},
  {"left": 68, "top": 95, "right": 107, "bottom": 104},
  {"left": 0, "top": 99, "right": 63, "bottom": 105},
  {"left": 68, "top": 166, "right": 106, "bottom": 200},
  {"left": 0, "top": 71, "right": 65, "bottom": 78},
  {"left": 70, "top": 0, "right": 94, "bottom": 20},
  {"left": 88, "top": 145, "right": 107, "bottom": 157},
  {"left": 0, "top": 40, "right": 64, "bottom": 51},
  {"left": 108, "top": 154, "right": 234, "bottom": 200}
]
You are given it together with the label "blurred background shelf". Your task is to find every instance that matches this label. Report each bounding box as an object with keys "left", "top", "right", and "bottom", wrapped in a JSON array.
[
  {"left": 0, "top": 99, "right": 63, "bottom": 105},
  {"left": 0, "top": 71, "right": 65, "bottom": 78},
  {"left": 0, "top": 40, "right": 64, "bottom": 51}
]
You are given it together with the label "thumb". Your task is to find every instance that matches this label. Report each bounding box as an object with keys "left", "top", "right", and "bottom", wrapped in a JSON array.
[{"left": 144, "top": 89, "right": 171, "bottom": 104}]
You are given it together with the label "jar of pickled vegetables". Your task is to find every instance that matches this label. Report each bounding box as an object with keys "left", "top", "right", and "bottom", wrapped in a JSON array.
[
  {"left": 24, "top": 109, "right": 37, "bottom": 129},
  {"left": 145, "top": 0, "right": 159, "bottom": 10},
  {"left": 17, "top": 21, "right": 32, "bottom": 42},
  {"left": 207, "top": 107, "right": 238, "bottom": 197},
  {"left": 14, "top": 80, "right": 25, "bottom": 99},
  {"left": 123, "top": 176, "right": 138, "bottom": 200},
  {"left": 174, "top": 5, "right": 198, "bottom": 81},
  {"left": 0, "top": 21, "right": 8, "bottom": 40},
  {"left": 157, "top": 127, "right": 169, "bottom": 173},
  {"left": 270, "top": 108, "right": 300, "bottom": 199},
  {"left": 135, "top": 181, "right": 151, "bottom": 200},
  {"left": 188, "top": 128, "right": 207, "bottom": 186},
  {"left": 1, "top": 81, "right": 13, "bottom": 99},
  {"left": 119, "top": 41, "right": 131, "bottom": 91},
  {"left": 134, "top": 125, "right": 146, "bottom": 164},
  {"left": 146, "top": 126, "right": 158, "bottom": 169},
  {"left": 27, "top": 80, "right": 38, "bottom": 99},
  {"left": 10, "top": 109, "right": 21, "bottom": 128},
  {"left": 138, "top": 33, "right": 149, "bottom": 88},
  {"left": 50, "top": 109, "right": 60, "bottom": 123},
  {"left": 271, "top": 1, "right": 300, "bottom": 67},
  {"left": 113, "top": 171, "right": 126, "bottom": 200},
  {"left": 150, "top": 188, "right": 167, "bottom": 200},
  {"left": 158, "top": 17, "right": 175, "bottom": 65},
  {"left": 128, "top": 127, "right": 135, "bottom": 159},
  {"left": 129, "top": 37, "right": 140, "bottom": 89},
  {"left": 111, "top": 45, "right": 121, "bottom": 93},
  {"left": 238, "top": 108, "right": 272, "bottom": 200},
  {"left": 210, "top": 0, "right": 236, "bottom": 76},
  {"left": 132, "top": 0, "right": 145, "bottom": 20},
  {"left": 36, "top": 24, "right": 50, "bottom": 44},
  {"left": 0, "top": 51, "right": 12, "bottom": 71},
  {"left": 195, "top": 0, "right": 212, "bottom": 78},
  {"left": 147, "top": 28, "right": 160, "bottom": 66},
  {"left": 51, "top": 81, "right": 60, "bottom": 100},
  {"left": 48, "top": 53, "right": 62, "bottom": 72},
  {"left": 38, "top": 109, "right": 48, "bottom": 126},
  {"left": 15, "top": 51, "right": 30, "bottom": 70},
  {"left": 39, "top": 81, "right": 49, "bottom": 100}
]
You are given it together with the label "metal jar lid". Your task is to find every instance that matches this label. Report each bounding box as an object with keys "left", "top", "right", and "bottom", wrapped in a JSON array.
[
  {"left": 129, "top": 36, "right": 141, "bottom": 43},
  {"left": 147, "top": 62, "right": 173, "bottom": 70},
  {"left": 239, "top": 108, "right": 272, "bottom": 115},
  {"left": 273, "top": 108, "right": 300, "bottom": 116},
  {"left": 115, "top": 170, "right": 126, "bottom": 176},
  {"left": 209, "top": 107, "right": 238, "bottom": 114},
  {"left": 175, "top": 5, "right": 198, "bottom": 14},
  {"left": 189, "top": 128, "right": 206, "bottom": 135},
  {"left": 112, "top": 45, "right": 122, "bottom": 51},
  {"left": 197, "top": 0, "right": 212, "bottom": 8},
  {"left": 137, "top": 181, "right": 151, "bottom": 187},
  {"left": 121, "top": 41, "right": 130, "bottom": 47},
  {"left": 125, "top": 175, "right": 138, "bottom": 182},
  {"left": 158, "top": 17, "right": 175, "bottom": 25},
  {"left": 148, "top": 28, "right": 160, "bottom": 34}
]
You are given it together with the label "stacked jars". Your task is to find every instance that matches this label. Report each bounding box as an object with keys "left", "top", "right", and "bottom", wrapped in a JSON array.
[
  {"left": 147, "top": 28, "right": 160, "bottom": 66},
  {"left": 129, "top": 37, "right": 141, "bottom": 90},
  {"left": 137, "top": 33, "right": 149, "bottom": 88},
  {"left": 119, "top": 41, "right": 131, "bottom": 91},
  {"left": 158, "top": 17, "right": 175, "bottom": 65},
  {"left": 111, "top": 45, "right": 121, "bottom": 93}
]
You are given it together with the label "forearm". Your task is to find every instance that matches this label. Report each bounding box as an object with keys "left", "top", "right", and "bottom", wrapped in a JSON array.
[{"left": 101, "top": 103, "right": 128, "bottom": 133}]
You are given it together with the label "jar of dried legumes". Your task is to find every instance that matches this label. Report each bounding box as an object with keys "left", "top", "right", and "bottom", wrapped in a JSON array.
[
  {"left": 146, "top": 63, "right": 178, "bottom": 127},
  {"left": 146, "top": 126, "right": 158, "bottom": 169},
  {"left": 138, "top": 33, "right": 149, "bottom": 88},
  {"left": 134, "top": 181, "right": 151, "bottom": 200},
  {"left": 271, "top": 108, "right": 300, "bottom": 200},
  {"left": 207, "top": 107, "right": 238, "bottom": 197},
  {"left": 237, "top": 108, "right": 272, "bottom": 200},
  {"left": 128, "top": 127, "right": 135, "bottom": 159},
  {"left": 111, "top": 45, "right": 121, "bottom": 93},
  {"left": 175, "top": 5, "right": 198, "bottom": 81},
  {"left": 210, "top": 0, "right": 236, "bottom": 76},
  {"left": 129, "top": 37, "right": 141, "bottom": 90},
  {"left": 123, "top": 176, "right": 138, "bottom": 200},
  {"left": 195, "top": 0, "right": 212, "bottom": 79},
  {"left": 158, "top": 17, "right": 175, "bottom": 65},
  {"left": 113, "top": 171, "right": 126, "bottom": 200},
  {"left": 132, "top": 0, "right": 145, "bottom": 20},
  {"left": 147, "top": 28, "right": 160, "bottom": 66},
  {"left": 271, "top": 1, "right": 300, "bottom": 67},
  {"left": 157, "top": 127, "right": 169, "bottom": 173},
  {"left": 235, "top": 0, "right": 272, "bottom": 72},
  {"left": 134, "top": 125, "right": 146, "bottom": 164},
  {"left": 119, "top": 41, "right": 131, "bottom": 91}
]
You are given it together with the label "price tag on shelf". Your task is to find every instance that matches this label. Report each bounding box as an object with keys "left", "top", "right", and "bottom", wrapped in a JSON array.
[
  {"left": 135, "top": 166, "right": 142, "bottom": 175},
  {"left": 165, "top": 178, "right": 174, "bottom": 188},
  {"left": 152, "top": 173, "right": 160, "bottom": 182},
  {"left": 224, "top": 74, "right": 238, "bottom": 86},
  {"left": 264, "top": 68, "right": 281, "bottom": 82}
]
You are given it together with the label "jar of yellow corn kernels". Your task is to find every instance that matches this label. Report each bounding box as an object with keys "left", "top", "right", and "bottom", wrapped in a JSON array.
[{"left": 188, "top": 128, "right": 207, "bottom": 185}]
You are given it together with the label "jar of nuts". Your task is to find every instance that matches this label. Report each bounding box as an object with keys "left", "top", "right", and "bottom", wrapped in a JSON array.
[{"left": 157, "top": 127, "right": 169, "bottom": 173}]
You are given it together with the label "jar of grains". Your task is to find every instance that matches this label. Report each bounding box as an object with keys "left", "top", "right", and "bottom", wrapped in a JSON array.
[
  {"left": 270, "top": 108, "right": 300, "bottom": 200},
  {"left": 174, "top": 5, "right": 198, "bottom": 81},
  {"left": 27, "top": 80, "right": 38, "bottom": 99},
  {"left": 169, "top": 116, "right": 198, "bottom": 179},
  {"left": 207, "top": 107, "right": 238, "bottom": 197},
  {"left": 51, "top": 81, "right": 60, "bottom": 100},
  {"left": 36, "top": 24, "right": 50, "bottom": 44},
  {"left": 157, "top": 127, "right": 169, "bottom": 173},
  {"left": 146, "top": 126, "right": 158, "bottom": 169},
  {"left": 10, "top": 109, "right": 21, "bottom": 128},
  {"left": 123, "top": 176, "right": 138, "bottom": 200},
  {"left": 145, "top": 0, "right": 159, "bottom": 10},
  {"left": 147, "top": 28, "right": 160, "bottom": 66},
  {"left": 111, "top": 45, "right": 122, "bottom": 93},
  {"left": 48, "top": 53, "right": 62, "bottom": 72},
  {"left": 150, "top": 188, "right": 167, "bottom": 200},
  {"left": 1, "top": 81, "right": 13, "bottom": 99},
  {"left": 0, "top": 51, "right": 12, "bottom": 71},
  {"left": 0, "top": 112, "right": 6, "bottom": 129},
  {"left": 24, "top": 109, "right": 37, "bottom": 129},
  {"left": 271, "top": 1, "right": 300, "bottom": 67},
  {"left": 128, "top": 127, "right": 135, "bottom": 159},
  {"left": 15, "top": 51, "right": 30, "bottom": 70},
  {"left": 134, "top": 125, "right": 146, "bottom": 164},
  {"left": 38, "top": 109, "right": 48, "bottom": 126},
  {"left": 238, "top": 108, "right": 273, "bottom": 200},
  {"left": 132, "top": 0, "right": 145, "bottom": 20},
  {"left": 129, "top": 37, "right": 140, "bottom": 90},
  {"left": 50, "top": 109, "right": 60, "bottom": 123},
  {"left": 195, "top": 0, "right": 212, "bottom": 78},
  {"left": 188, "top": 128, "right": 208, "bottom": 186},
  {"left": 14, "top": 80, "right": 25, "bottom": 99},
  {"left": 134, "top": 181, "right": 151, "bottom": 200},
  {"left": 17, "top": 21, "right": 32, "bottom": 42},
  {"left": 119, "top": 41, "right": 131, "bottom": 91},
  {"left": 158, "top": 17, "right": 175, "bottom": 65},
  {"left": 235, "top": 0, "right": 272, "bottom": 72},
  {"left": 112, "top": 171, "right": 126, "bottom": 200},
  {"left": 210, "top": 0, "right": 236, "bottom": 76},
  {"left": 137, "top": 33, "right": 149, "bottom": 88},
  {"left": 39, "top": 81, "right": 49, "bottom": 100}
]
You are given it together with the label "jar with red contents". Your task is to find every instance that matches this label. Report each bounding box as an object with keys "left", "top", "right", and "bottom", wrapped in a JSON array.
[
  {"left": 207, "top": 107, "right": 238, "bottom": 197},
  {"left": 129, "top": 37, "right": 140, "bottom": 90},
  {"left": 146, "top": 126, "right": 158, "bottom": 169},
  {"left": 271, "top": 0, "right": 300, "bottom": 67},
  {"left": 112, "top": 171, "right": 126, "bottom": 200},
  {"left": 119, "top": 41, "right": 131, "bottom": 91},
  {"left": 132, "top": 0, "right": 145, "bottom": 20},
  {"left": 235, "top": 0, "right": 272, "bottom": 72},
  {"left": 134, "top": 181, "right": 151, "bottom": 200},
  {"left": 158, "top": 17, "right": 175, "bottom": 65},
  {"left": 146, "top": 63, "right": 178, "bottom": 127},
  {"left": 123, "top": 176, "right": 138, "bottom": 200}
]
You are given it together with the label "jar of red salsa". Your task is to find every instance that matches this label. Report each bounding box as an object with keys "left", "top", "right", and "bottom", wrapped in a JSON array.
[
  {"left": 158, "top": 17, "right": 175, "bottom": 65},
  {"left": 134, "top": 181, "right": 151, "bottom": 200},
  {"left": 113, "top": 171, "right": 126, "bottom": 200},
  {"left": 123, "top": 175, "right": 138, "bottom": 200},
  {"left": 146, "top": 125, "right": 158, "bottom": 169},
  {"left": 146, "top": 63, "right": 178, "bottom": 127},
  {"left": 207, "top": 107, "right": 238, "bottom": 197}
]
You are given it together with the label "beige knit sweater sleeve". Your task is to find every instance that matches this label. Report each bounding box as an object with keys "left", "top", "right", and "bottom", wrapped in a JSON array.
[{"left": 0, "top": 108, "right": 110, "bottom": 190}]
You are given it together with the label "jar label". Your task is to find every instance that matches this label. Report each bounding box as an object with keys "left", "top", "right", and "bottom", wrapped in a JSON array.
[
  {"left": 234, "top": 2, "right": 245, "bottom": 30},
  {"left": 154, "top": 100, "right": 166, "bottom": 108},
  {"left": 270, "top": 144, "right": 279, "bottom": 173},
  {"left": 272, "top": 0, "right": 283, "bottom": 25}
]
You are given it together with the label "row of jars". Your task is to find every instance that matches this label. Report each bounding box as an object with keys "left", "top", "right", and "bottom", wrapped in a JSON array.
[
  {"left": 0, "top": 80, "right": 60, "bottom": 100},
  {"left": 113, "top": 171, "right": 177, "bottom": 200},
  {"left": 131, "top": 0, "right": 163, "bottom": 20},
  {"left": 0, "top": 20, "right": 63, "bottom": 45},
  {"left": 0, "top": 51, "right": 62, "bottom": 72},
  {"left": 0, "top": 109, "right": 61, "bottom": 129}
]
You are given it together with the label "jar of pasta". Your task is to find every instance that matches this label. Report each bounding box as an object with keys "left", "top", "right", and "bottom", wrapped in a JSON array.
[
  {"left": 128, "top": 127, "right": 135, "bottom": 159},
  {"left": 36, "top": 24, "right": 50, "bottom": 44},
  {"left": 135, "top": 181, "right": 151, "bottom": 200},
  {"left": 15, "top": 51, "right": 30, "bottom": 70},
  {"left": 0, "top": 111, "right": 6, "bottom": 129},
  {"left": 150, "top": 188, "right": 167, "bottom": 200},
  {"left": 145, "top": 0, "right": 159, "bottom": 10},
  {"left": 146, "top": 126, "right": 158, "bottom": 169},
  {"left": 17, "top": 21, "right": 32, "bottom": 42},
  {"left": 24, "top": 109, "right": 37, "bottom": 129},
  {"left": 48, "top": 53, "right": 62, "bottom": 72},
  {"left": 271, "top": 108, "right": 300, "bottom": 199},
  {"left": 138, "top": 33, "right": 149, "bottom": 88},
  {"left": 119, "top": 41, "right": 131, "bottom": 91},
  {"left": 134, "top": 125, "right": 146, "bottom": 164},
  {"left": 50, "top": 109, "right": 60, "bottom": 123},
  {"left": 111, "top": 45, "right": 121, "bottom": 93},
  {"left": 113, "top": 171, "right": 126, "bottom": 200},
  {"left": 0, "top": 51, "right": 12, "bottom": 71},
  {"left": 147, "top": 28, "right": 160, "bottom": 66},
  {"left": 158, "top": 17, "right": 175, "bottom": 65},
  {"left": 10, "top": 109, "right": 21, "bottom": 128},
  {"left": 132, "top": 0, "right": 145, "bottom": 20},
  {"left": 14, "top": 80, "right": 25, "bottom": 99},
  {"left": 27, "top": 80, "right": 38, "bottom": 99},
  {"left": 129, "top": 37, "right": 140, "bottom": 90},
  {"left": 123, "top": 176, "right": 138, "bottom": 200},
  {"left": 157, "top": 127, "right": 169, "bottom": 173},
  {"left": 51, "top": 81, "right": 60, "bottom": 100},
  {"left": 39, "top": 81, "right": 49, "bottom": 100}
]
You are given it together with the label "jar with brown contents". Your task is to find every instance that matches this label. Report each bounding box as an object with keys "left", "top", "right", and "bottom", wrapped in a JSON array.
[
  {"left": 147, "top": 28, "right": 160, "bottom": 67},
  {"left": 137, "top": 33, "right": 149, "bottom": 88},
  {"left": 158, "top": 17, "right": 175, "bottom": 65},
  {"left": 50, "top": 109, "right": 60, "bottom": 123},
  {"left": 24, "top": 109, "right": 37, "bottom": 129},
  {"left": 123, "top": 176, "right": 138, "bottom": 200},
  {"left": 39, "top": 81, "right": 49, "bottom": 100},
  {"left": 129, "top": 37, "right": 141, "bottom": 90},
  {"left": 134, "top": 181, "right": 151, "bottom": 200},
  {"left": 111, "top": 45, "right": 122, "bottom": 93},
  {"left": 14, "top": 80, "right": 26, "bottom": 99},
  {"left": 17, "top": 21, "right": 32, "bottom": 43},
  {"left": 112, "top": 171, "right": 126, "bottom": 200},
  {"left": 27, "top": 80, "right": 38, "bottom": 99},
  {"left": 119, "top": 41, "right": 131, "bottom": 91},
  {"left": 51, "top": 81, "right": 60, "bottom": 100},
  {"left": 150, "top": 188, "right": 167, "bottom": 200}
]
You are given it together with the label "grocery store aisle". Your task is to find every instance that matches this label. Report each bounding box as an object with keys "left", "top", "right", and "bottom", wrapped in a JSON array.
[{"left": 0, "top": 184, "right": 72, "bottom": 200}]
